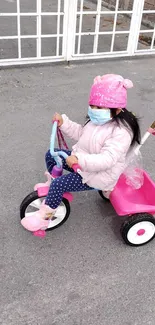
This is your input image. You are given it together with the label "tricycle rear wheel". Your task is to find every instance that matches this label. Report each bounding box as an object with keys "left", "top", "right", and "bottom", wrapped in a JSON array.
[
  {"left": 121, "top": 213, "right": 155, "bottom": 247},
  {"left": 98, "top": 190, "right": 110, "bottom": 202}
]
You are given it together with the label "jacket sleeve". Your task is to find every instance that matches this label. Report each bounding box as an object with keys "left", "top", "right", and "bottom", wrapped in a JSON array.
[
  {"left": 75, "top": 128, "right": 132, "bottom": 172},
  {"left": 60, "top": 114, "right": 83, "bottom": 141}
]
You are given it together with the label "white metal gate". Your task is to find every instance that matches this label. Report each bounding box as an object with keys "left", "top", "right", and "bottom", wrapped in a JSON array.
[{"left": 0, "top": 0, "right": 155, "bottom": 66}]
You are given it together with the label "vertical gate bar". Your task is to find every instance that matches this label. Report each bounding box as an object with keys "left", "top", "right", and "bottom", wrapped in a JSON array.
[
  {"left": 65, "top": 0, "right": 78, "bottom": 61},
  {"left": 62, "top": 0, "right": 69, "bottom": 57},
  {"left": 93, "top": 0, "right": 102, "bottom": 53},
  {"left": 72, "top": 0, "right": 78, "bottom": 56},
  {"left": 17, "top": 0, "right": 21, "bottom": 59},
  {"left": 56, "top": 0, "right": 61, "bottom": 56},
  {"left": 77, "top": 0, "right": 84, "bottom": 54},
  {"left": 127, "top": 0, "right": 145, "bottom": 55},
  {"left": 110, "top": 0, "right": 119, "bottom": 52},
  {"left": 37, "top": 0, "right": 42, "bottom": 58},
  {"left": 151, "top": 26, "right": 155, "bottom": 50}
]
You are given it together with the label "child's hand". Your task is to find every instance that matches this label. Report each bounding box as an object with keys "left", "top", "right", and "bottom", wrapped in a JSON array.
[
  {"left": 52, "top": 113, "right": 63, "bottom": 127},
  {"left": 66, "top": 155, "right": 78, "bottom": 168}
]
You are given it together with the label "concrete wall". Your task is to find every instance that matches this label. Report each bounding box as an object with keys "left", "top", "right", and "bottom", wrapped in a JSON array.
[
  {"left": 102, "top": 0, "right": 155, "bottom": 10},
  {"left": 144, "top": 0, "right": 155, "bottom": 10},
  {"left": 102, "top": 0, "right": 155, "bottom": 25}
]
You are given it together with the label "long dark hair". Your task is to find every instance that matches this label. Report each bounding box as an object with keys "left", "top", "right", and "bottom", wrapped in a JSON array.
[
  {"left": 85, "top": 108, "right": 141, "bottom": 147},
  {"left": 111, "top": 109, "right": 141, "bottom": 146}
]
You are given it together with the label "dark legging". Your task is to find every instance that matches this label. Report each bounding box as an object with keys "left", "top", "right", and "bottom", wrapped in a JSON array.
[{"left": 45, "top": 149, "right": 93, "bottom": 209}]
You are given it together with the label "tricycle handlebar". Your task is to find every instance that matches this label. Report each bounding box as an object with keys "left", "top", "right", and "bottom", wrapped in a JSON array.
[
  {"left": 72, "top": 163, "right": 81, "bottom": 173},
  {"left": 50, "top": 121, "right": 81, "bottom": 172}
]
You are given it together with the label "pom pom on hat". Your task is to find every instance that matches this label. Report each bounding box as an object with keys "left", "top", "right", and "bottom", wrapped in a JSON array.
[{"left": 123, "top": 79, "right": 133, "bottom": 89}]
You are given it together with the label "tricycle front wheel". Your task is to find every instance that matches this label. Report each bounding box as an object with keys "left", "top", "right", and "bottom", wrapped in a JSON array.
[
  {"left": 121, "top": 213, "right": 155, "bottom": 247},
  {"left": 20, "top": 191, "right": 70, "bottom": 231}
]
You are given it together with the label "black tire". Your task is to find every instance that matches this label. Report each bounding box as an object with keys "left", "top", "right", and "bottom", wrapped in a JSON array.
[
  {"left": 98, "top": 190, "right": 110, "bottom": 202},
  {"left": 20, "top": 191, "right": 70, "bottom": 231},
  {"left": 120, "top": 213, "right": 155, "bottom": 247}
]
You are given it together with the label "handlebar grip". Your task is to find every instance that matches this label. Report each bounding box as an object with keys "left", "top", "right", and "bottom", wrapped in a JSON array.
[
  {"left": 52, "top": 119, "right": 58, "bottom": 124},
  {"left": 72, "top": 163, "right": 81, "bottom": 172}
]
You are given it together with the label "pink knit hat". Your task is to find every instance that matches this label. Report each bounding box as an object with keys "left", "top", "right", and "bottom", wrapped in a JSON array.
[{"left": 89, "top": 74, "right": 133, "bottom": 108}]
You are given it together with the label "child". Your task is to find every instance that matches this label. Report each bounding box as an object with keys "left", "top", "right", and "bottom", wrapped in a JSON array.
[{"left": 21, "top": 74, "right": 141, "bottom": 232}]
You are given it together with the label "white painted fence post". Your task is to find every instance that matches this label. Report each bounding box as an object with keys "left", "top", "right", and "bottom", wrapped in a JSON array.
[
  {"left": 127, "top": 0, "right": 145, "bottom": 55},
  {"left": 63, "top": 0, "right": 78, "bottom": 61}
]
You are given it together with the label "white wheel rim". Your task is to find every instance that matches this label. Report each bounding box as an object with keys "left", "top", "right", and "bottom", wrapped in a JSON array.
[
  {"left": 127, "top": 221, "right": 155, "bottom": 245},
  {"left": 47, "top": 205, "right": 67, "bottom": 228},
  {"left": 25, "top": 197, "right": 67, "bottom": 229}
]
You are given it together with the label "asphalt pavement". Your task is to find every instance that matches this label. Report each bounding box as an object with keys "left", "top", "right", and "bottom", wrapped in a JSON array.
[{"left": 0, "top": 57, "right": 155, "bottom": 325}]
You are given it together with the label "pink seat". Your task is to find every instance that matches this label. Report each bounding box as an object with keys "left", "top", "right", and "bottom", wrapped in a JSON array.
[{"left": 110, "top": 170, "right": 155, "bottom": 216}]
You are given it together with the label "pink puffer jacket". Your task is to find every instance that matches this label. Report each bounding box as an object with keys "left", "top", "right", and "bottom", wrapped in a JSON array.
[{"left": 60, "top": 114, "right": 132, "bottom": 191}]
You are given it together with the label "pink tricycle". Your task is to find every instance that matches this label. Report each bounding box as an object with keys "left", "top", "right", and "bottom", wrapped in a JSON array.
[{"left": 20, "top": 121, "right": 155, "bottom": 247}]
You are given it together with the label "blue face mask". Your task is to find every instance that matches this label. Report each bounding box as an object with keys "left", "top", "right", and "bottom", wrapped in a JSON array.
[{"left": 88, "top": 106, "right": 112, "bottom": 125}]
